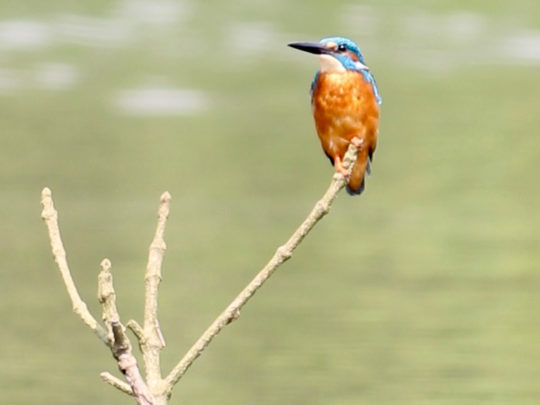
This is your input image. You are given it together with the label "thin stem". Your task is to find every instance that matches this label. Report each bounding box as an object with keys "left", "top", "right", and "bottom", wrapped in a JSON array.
[
  {"left": 163, "top": 143, "right": 359, "bottom": 394},
  {"left": 40, "top": 187, "right": 109, "bottom": 344},
  {"left": 98, "top": 259, "right": 154, "bottom": 404},
  {"left": 100, "top": 372, "right": 134, "bottom": 396},
  {"left": 142, "top": 192, "right": 171, "bottom": 393}
]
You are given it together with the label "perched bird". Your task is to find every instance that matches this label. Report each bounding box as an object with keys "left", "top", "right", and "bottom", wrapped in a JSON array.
[{"left": 288, "top": 37, "right": 381, "bottom": 195}]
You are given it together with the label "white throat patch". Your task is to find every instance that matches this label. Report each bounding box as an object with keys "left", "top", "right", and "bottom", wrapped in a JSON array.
[
  {"left": 317, "top": 54, "right": 346, "bottom": 72},
  {"left": 354, "top": 61, "right": 369, "bottom": 70}
]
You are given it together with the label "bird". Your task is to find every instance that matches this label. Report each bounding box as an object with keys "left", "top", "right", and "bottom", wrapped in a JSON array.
[{"left": 288, "top": 36, "right": 381, "bottom": 195}]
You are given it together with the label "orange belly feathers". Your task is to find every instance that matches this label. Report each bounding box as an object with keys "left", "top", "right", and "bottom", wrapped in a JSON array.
[{"left": 312, "top": 70, "right": 380, "bottom": 194}]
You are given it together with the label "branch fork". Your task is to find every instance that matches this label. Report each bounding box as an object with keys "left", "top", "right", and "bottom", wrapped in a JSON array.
[{"left": 40, "top": 143, "right": 359, "bottom": 403}]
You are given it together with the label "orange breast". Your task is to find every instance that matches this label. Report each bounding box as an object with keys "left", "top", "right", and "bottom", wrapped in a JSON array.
[{"left": 312, "top": 70, "right": 380, "bottom": 193}]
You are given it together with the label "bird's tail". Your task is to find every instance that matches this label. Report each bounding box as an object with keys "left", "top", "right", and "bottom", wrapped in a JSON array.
[{"left": 346, "top": 152, "right": 370, "bottom": 195}]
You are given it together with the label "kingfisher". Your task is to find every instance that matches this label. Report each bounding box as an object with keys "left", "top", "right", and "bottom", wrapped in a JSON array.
[{"left": 288, "top": 37, "right": 381, "bottom": 195}]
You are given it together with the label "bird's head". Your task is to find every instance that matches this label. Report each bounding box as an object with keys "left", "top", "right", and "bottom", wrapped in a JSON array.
[{"left": 288, "top": 36, "right": 368, "bottom": 73}]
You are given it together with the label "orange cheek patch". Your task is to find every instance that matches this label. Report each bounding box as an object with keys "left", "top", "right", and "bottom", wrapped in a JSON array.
[{"left": 346, "top": 51, "right": 359, "bottom": 62}]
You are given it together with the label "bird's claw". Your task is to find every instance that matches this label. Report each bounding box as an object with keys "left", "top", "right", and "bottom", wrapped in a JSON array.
[
  {"left": 350, "top": 137, "right": 363, "bottom": 148},
  {"left": 334, "top": 156, "right": 350, "bottom": 178}
]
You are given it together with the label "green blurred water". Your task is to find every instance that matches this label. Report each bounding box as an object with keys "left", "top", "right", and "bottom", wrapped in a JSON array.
[{"left": 1, "top": 1, "right": 539, "bottom": 404}]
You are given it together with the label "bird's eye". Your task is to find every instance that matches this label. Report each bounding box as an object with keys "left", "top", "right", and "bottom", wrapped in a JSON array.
[{"left": 337, "top": 44, "right": 346, "bottom": 52}]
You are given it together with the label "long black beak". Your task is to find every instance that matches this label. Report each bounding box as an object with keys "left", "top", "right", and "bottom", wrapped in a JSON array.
[{"left": 288, "top": 41, "right": 331, "bottom": 55}]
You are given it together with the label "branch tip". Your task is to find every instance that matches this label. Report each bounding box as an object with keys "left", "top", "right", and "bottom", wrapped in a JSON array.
[
  {"left": 41, "top": 187, "right": 52, "bottom": 198},
  {"left": 160, "top": 191, "right": 172, "bottom": 203},
  {"left": 101, "top": 258, "right": 112, "bottom": 270},
  {"left": 41, "top": 187, "right": 109, "bottom": 344}
]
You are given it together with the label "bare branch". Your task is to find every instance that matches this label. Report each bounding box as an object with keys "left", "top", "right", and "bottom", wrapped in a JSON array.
[
  {"left": 127, "top": 320, "right": 145, "bottom": 343},
  {"left": 42, "top": 141, "right": 358, "bottom": 403},
  {"left": 97, "top": 259, "right": 155, "bottom": 404},
  {"left": 97, "top": 258, "right": 116, "bottom": 343},
  {"left": 100, "top": 372, "right": 133, "bottom": 396},
  {"left": 141, "top": 192, "right": 171, "bottom": 392},
  {"left": 112, "top": 321, "right": 155, "bottom": 405},
  {"left": 40, "top": 187, "right": 109, "bottom": 344},
  {"left": 163, "top": 143, "right": 359, "bottom": 393}
]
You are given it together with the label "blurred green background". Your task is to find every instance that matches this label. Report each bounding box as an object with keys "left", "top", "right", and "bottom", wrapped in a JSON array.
[{"left": 1, "top": 0, "right": 539, "bottom": 403}]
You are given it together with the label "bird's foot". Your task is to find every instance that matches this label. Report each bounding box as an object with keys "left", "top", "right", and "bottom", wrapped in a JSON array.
[
  {"left": 350, "top": 137, "right": 364, "bottom": 148},
  {"left": 334, "top": 156, "right": 350, "bottom": 178}
]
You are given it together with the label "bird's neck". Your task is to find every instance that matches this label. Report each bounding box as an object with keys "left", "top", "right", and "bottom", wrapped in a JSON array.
[{"left": 317, "top": 55, "right": 346, "bottom": 73}]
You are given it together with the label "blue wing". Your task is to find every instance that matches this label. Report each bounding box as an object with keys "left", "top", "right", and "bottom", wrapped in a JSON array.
[
  {"left": 361, "top": 70, "right": 382, "bottom": 105},
  {"left": 310, "top": 71, "right": 320, "bottom": 103}
]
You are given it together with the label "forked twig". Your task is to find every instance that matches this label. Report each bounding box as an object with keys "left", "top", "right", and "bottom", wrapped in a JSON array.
[
  {"left": 41, "top": 188, "right": 157, "bottom": 404},
  {"left": 40, "top": 141, "right": 359, "bottom": 403},
  {"left": 98, "top": 259, "right": 154, "bottom": 404}
]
